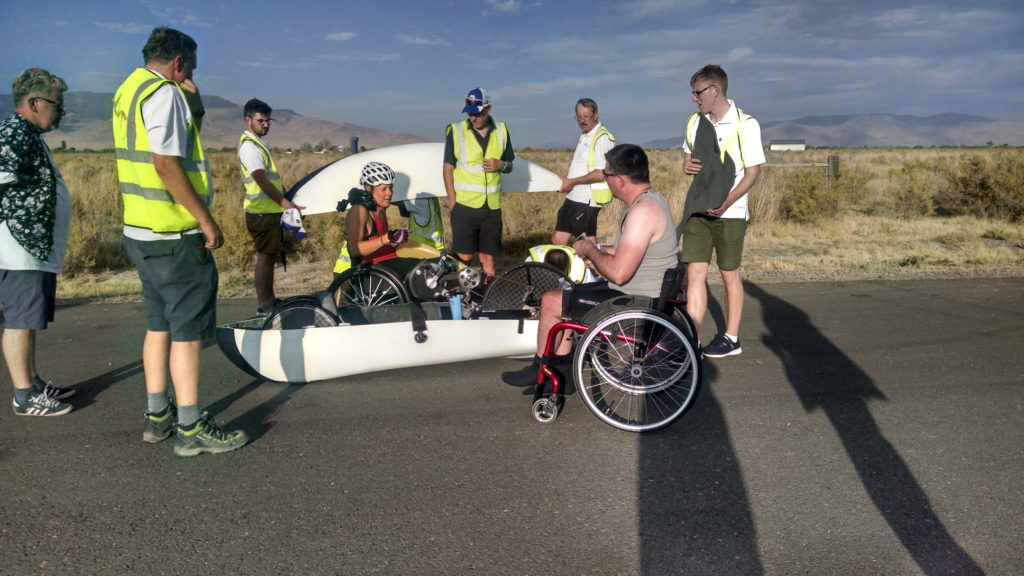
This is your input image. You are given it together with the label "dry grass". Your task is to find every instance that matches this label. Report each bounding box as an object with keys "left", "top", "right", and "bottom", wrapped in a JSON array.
[{"left": 51, "top": 147, "right": 1024, "bottom": 302}]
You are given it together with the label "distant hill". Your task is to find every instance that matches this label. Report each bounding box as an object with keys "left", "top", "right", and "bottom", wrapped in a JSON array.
[
  {"left": 0, "top": 91, "right": 431, "bottom": 151},
  {"left": 646, "top": 113, "right": 1024, "bottom": 148}
]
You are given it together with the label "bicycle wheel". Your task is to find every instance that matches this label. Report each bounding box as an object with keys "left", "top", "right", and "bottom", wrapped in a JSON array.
[
  {"left": 573, "top": 308, "right": 701, "bottom": 432},
  {"left": 261, "top": 301, "right": 340, "bottom": 330},
  {"left": 481, "top": 262, "right": 567, "bottom": 312},
  {"left": 329, "top": 266, "right": 410, "bottom": 312}
]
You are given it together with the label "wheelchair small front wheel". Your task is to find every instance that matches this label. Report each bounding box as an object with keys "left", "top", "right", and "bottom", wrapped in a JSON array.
[{"left": 532, "top": 396, "right": 561, "bottom": 424}]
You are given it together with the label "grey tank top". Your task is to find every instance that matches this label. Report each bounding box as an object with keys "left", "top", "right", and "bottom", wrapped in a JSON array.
[{"left": 610, "top": 189, "right": 678, "bottom": 297}]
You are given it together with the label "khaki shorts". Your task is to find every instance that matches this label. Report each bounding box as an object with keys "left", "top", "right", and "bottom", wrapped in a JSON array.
[
  {"left": 245, "top": 211, "right": 283, "bottom": 255},
  {"left": 680, "top": 215, "right": 747, "bottom": 271}
]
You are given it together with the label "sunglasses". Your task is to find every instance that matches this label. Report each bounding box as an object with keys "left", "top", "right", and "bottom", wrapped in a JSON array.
[
  {"left": 465, "top": 97, "right": 488, "bottom": 107},
  {"left": 602, "top": 169, "right": 617, "bottom": 178}
]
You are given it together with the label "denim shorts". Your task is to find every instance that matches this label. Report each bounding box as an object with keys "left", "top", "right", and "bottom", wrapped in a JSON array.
[{"left": 0, "top": 269, "right": 57, "bottom": 330}]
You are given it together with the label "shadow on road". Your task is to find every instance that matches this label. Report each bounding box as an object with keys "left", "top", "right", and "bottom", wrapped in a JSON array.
[
  {"left": 207, "top": 378, "right": 308, "bottom": 444},
  {"left": 639, "top": 290, "right": 765, "bottom": 575},
  {"left": 746, "top": 282, "right": 984, "bottom": 576}
]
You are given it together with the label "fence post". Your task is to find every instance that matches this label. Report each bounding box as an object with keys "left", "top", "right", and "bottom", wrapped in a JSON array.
[{"left": 350, "top": 137, "right": 359, "bottom": 155}]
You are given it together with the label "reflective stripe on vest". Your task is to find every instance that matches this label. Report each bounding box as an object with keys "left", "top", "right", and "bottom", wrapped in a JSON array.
[
  {"left": 586, "top": 124, "right": 615, "bottom": 205},
  {"left": 333, "top": 242, "right": 353, "bottom": 274},
  {"left": 528, "top": 245, "right": 587, "bottom": 283},
  {"left": 113, "top": 68, "right": 211, "bottom": 232},
  {"left": 408, "top": 198, "right": 444, "bottom": 250},
  {"left": 451, "top": 120, "right": 506, "bottom": 209},
  {"left": 239, "top": 133, "right": 284, "bottom": 214},
  {"left": 685, "top": 107, "right": 750, "bottom": 170}
]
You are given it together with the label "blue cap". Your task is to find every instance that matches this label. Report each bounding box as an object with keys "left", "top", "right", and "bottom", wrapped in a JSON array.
[{"left": 461, "top": 87, "right": 490, "bottom": 114}]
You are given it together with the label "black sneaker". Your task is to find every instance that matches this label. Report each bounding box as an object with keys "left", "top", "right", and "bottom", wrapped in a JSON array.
[
  {"left": 143, "top": 401, "right": 177, "bottom": 444},
  {"left": 702, "top": 335, "right": 742, "bottom": 358},
  {"left": 173, "top": 413, "right": 249, "bottom": 457},
  {"left": 502, "top": 357, "right": 540, "bottom": 387},
  {"left": 36, "top": 379, "right": 76, "bottom": 400},
  {"left": 13, "top": 392, "right": 73, "bottom": 417}
]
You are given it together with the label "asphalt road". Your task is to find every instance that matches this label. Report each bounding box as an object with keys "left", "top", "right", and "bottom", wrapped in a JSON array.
[{"left": 1, "top": 278, "right": 1022, "bottom": 576}]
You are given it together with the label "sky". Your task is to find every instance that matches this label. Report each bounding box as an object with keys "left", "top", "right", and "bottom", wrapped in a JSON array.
[{"left": 2, "top": 0, "right": 1022, "bottom": 148}]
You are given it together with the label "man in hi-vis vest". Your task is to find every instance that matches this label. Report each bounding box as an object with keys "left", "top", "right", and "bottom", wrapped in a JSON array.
[
  {"left": 238, "top": 98, "right": 301, "bottom": 317},
  {"left": 442, "top": 87, "right": 514, "bottom": 281},
  {"left": 552, "top": 98, "right": 615, "bottom": 246},
  {"left": 114, "top": 27, "right": 247, "bottom": 457}
]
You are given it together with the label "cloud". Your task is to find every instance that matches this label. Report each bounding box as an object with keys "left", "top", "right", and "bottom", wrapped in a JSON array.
[
  {"left": 397, "top": 33, "right": 451, "bottom": 47},
  {"left": 95, "top": 22, "right": 153, "bottom": 35},
  {"left": 318, "top": 52, "right": 401, "bottom": 63},
  {"left": 484, "top": 0, "right": 534, "bottom": 13},
  {"left": 326, "top": 32, "right": 357, "bottom": 42}
]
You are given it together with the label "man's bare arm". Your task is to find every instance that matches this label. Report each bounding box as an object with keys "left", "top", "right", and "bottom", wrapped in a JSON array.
[{"left": 153, "top": 152, "right": 222, "bottom": 248}]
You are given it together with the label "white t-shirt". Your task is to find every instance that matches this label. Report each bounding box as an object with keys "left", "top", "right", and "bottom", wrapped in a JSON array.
[
  {"left": 682, "top": 100, "right": 765, "bottom": 220},
  {"left": 123, "top": 71, "right": 209, "bottom": 240},
  {"left": 238, "top": 131, "right": 268, "bottom": 173},
  {"left": 0, "top": 142, "right": 71, "bottom": 272},
  {"left": 566, "top": 122, "right": 614, "bottom": 206}
]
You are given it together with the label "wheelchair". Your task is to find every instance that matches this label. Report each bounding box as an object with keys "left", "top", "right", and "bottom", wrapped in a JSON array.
[{"left": 529, "top": 264, "right": 703, "bottom": 432}]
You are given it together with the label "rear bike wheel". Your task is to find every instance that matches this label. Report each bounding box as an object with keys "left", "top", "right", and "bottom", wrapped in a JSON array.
[
  {"left": 261, "top": 300, "right": 340, "bottom": 330},
  {"left": 573, "top": 308, "right": 702, "bottom": 432}
]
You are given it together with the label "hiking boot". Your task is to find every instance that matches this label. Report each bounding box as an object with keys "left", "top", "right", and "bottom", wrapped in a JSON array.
[
  {"left": 173, "top": 413, "right": 249, "bottom": 457},
  {"left": 13, "top": 392, "right": 73, "bottom": 417},
  {"left": 36, "top": 379, "right": 76, "bottom": 400},
  {"left": 702, "top": 335, "right": 742, "bottom": 358},
  {"left": 143, "top": 401, "right": 177, "bottom": 444}
]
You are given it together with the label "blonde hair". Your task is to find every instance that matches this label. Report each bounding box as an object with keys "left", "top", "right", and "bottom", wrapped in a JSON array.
[{"left": 12, "top": 68, "right": 67, "bottom": 107}]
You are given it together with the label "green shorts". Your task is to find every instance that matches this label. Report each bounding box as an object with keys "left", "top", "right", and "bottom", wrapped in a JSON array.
[{"left": 680, "top": 215, "right": 748, "bottom": 271}]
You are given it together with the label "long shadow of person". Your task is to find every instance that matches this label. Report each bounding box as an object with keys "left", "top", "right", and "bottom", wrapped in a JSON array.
[
  {"left": 639, "top": 292, "right": 765, "bottom": 575},
  {"left": 746, "top": 282, "right": 984, "bottom": 575}
]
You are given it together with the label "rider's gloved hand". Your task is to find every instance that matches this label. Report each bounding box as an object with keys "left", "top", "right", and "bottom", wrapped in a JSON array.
[{"left": 388, "top": 229, "right": 409, "bottom": 246}]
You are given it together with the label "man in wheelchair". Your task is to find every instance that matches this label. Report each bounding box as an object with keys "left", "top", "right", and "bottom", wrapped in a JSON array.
[{"left": 502, "top": 144, "right": 678, "bottom": 387}]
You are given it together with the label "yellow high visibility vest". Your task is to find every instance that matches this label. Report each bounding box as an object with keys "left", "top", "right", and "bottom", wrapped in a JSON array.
[
  {"left": 528, "top": 245, "right": 588, "bottom": 283},
  {"left": 407, "top": 197, "right": 444, "bottom": 251},
  {"left": 449, "top": 120, "right": 507, "bottom": 209},
  {"left": 239, "top": 133, "right": 283, "bottom": 214},
  {"left": 685, "top": 107, "right": 751, "bottom": 169},
  {"left": 113, "top": 68, "right": 211, "bottom": 232},
  {"left": 586, "top": 124, "right": 615, "bottom": 205}
]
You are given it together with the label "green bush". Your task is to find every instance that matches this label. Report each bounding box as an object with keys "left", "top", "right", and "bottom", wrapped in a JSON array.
[{"left": 934, "top": 152, "right": 1024, "bottom": 222}]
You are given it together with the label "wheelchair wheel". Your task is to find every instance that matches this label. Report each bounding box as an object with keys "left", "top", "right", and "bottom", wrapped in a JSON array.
[
  {"left": 262, "top": 300, "right": 340, "bottom": 330},
  {"left": 329, "top": 266, "right": 410, "bottom": 312},
  {"left": 481, "top": 262, "right": 567, "bottom": 312},
  {"left": 573, "top": 308, "right": 702, "bottom": 432}
]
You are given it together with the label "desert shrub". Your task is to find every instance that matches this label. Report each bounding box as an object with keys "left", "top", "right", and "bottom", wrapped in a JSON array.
[
  {"left": 934, "top": 152, "right": 1024, "bottom": 222},
  {"left": 888, "top": 160, "right": 942, "bottom": 218},
  {"left": 776, "top": 168, "right": 844, "bottom": 222}
]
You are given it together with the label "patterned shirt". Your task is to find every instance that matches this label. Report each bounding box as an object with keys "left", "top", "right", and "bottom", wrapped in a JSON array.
[{"left": 0, "top": 113, "right": 59, "bottom": 261}]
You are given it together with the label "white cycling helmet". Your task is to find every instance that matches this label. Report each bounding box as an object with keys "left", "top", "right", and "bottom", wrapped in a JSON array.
[{"left": 360, "top": 161, "right": 396, "bottom": 186}]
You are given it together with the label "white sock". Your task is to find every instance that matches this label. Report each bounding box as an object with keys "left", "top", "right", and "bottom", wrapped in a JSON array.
[{"left": 724, "top": 333, "right": 738, "bottom": 343}]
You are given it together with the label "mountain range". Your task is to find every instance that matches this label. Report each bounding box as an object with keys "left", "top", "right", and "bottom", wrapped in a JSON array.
[
  {"left": 3, "top": 92, "right": 1022, "bottom": 150},
  {"left": 646, "top": 113, "right": 1024, "bottom": 148},
  {"left": 0, "top": 91, "right": 430, "bottom": 151}
]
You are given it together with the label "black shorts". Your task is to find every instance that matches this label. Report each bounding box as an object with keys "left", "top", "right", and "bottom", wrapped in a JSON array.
[
  {"left": 451, "top": 203, "right": 502, "bottom": 256},
  {"left": 0, "top": 269, "right": 57, "bottom": 330},
  {"left": 245, "top": 211, "right": 283, "bottom": 256},
  {"left": 554, "top": 198, "right": 601, "bottom": 238}
]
